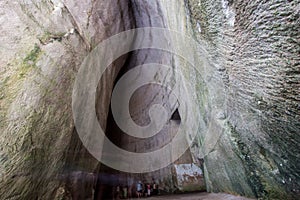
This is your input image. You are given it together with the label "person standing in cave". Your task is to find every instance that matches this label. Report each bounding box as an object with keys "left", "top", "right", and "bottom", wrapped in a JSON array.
[
  {"left": 112, "top": 185, "right": 116, "bottom": 200},
  {"left": 128, "top": 183, "right": 133, "bottom": 199},
  {"left": 152, "top": 182, "right": 157, "bottom": 195},
  {"left": 122, "top": 185, "right": 128, "bottom": 199},
  {"left": 136, "top": 181, "right": 142, "bottom": 198},
  {"left": 143, "top": 182, "right": 147, "bottom": 197},
  {"left": 147, "top": 183, "right": 151, "bottom": 197},
  {"left": 116, "top": 185, "right": 120, "bottom": 199}
]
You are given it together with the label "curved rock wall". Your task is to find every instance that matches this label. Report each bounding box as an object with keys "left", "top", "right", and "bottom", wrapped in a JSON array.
[
  {"left": 0, "top": 0, "right": 133, "bottom": 199},
  {"left": 0, "top": 0, "right": 299, "bottom": 199}
]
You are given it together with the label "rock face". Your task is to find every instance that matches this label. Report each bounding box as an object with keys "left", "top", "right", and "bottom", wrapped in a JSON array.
[
  {"left": 174, "top": 164, "right": 205, "bottom": 192},
  {"left": 185, "top": 1, "right": 300, "bottom": 199},
  {"left": 0, "top": 0, "right": 299, "bottom": 200}
]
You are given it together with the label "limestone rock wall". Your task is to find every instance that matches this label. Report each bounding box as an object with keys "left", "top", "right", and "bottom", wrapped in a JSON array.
[
  {"left": 0, "top": 0, "right": 133, "bottom": 199},
  {"left": 185, "top": 0, "right": 300, "bottom": 199},
  {"left": 0, "top": 0, "right": 299, "bottom": 199}
]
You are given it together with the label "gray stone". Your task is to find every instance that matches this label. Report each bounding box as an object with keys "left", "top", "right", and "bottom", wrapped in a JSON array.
[{"left": 0, "top": 0, "right": 299, "bottom": 199}]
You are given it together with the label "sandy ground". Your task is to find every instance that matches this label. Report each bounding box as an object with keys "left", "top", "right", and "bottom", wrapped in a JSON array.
[{"left": 141, "top": 192, "right": 255, "bottom": 200}]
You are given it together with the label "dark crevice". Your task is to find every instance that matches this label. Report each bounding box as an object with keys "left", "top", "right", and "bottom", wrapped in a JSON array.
[{"left": 93, "top": 1, "right": 198, "bottom": 199}]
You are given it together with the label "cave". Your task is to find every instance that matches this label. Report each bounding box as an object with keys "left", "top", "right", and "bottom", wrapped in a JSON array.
[
  {"left": 92, "top": 47, "right": 204, "bottom": 199},
  {"left": 0, "top": 0, "right": 299, "bottom": 200}
]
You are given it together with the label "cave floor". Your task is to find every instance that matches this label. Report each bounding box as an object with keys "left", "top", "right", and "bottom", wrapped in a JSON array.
[{"left": 142, "top": 192, "right": 254, "bottom": 200}]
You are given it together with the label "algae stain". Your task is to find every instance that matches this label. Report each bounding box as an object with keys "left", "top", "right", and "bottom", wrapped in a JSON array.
[
  {"left": 23, "top": 44, "right": 41, "bottom": 65},
  {"left": 0, "top": 44, "right": 43, "bottom": 127}
]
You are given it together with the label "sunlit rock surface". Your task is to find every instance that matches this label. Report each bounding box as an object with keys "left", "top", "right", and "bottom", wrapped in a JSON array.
[
  {"left": 174, "top": 164, "right": 205, "bottom": 192},
  {"left": 0, "top": 0, "right": 299, "bottom": 199}
]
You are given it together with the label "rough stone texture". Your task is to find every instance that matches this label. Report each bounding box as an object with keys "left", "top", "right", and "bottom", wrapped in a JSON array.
[
  {"left": 0, "top": 0, "right": 133, "bottom": 199},
  {"left": 174, "top": 163, "right": 205, "bottom": 192},
  {"left": 0, "top": 0, "right": 299, "bottom": 200},
  {"left": 184, "top": 0, "right": 300, "bottom": 199}
]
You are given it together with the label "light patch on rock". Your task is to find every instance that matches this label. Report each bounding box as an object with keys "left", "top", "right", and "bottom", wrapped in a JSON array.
[
  {"left": 52, "top": 1, "right": 64, "bottom": 17},
  {"left": 196, "top": 22, "right": 201, "bottom": 33},
  {"left": 221, "top": 0, "right": 235, "bottom": 27},
  {"left": 174, "top": 163, "right": 204, "bottom": 191}
]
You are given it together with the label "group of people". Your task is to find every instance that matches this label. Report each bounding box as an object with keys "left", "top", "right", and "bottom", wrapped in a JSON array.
[
  {"left": 136, "top": 181, "right": 158, "bottom": 198},
  {"left": 113, "top": 181, "right": 158, "bottom": 199}
]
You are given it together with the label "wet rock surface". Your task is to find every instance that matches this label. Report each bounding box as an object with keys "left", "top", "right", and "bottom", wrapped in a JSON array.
[{"left": 0, "top": 0, "right": 299, "bottom": 199}]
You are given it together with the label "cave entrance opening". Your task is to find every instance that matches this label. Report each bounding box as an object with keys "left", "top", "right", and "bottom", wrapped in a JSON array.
[{"left": 94, "top": 85, "right": 205, "bottom": 199}]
